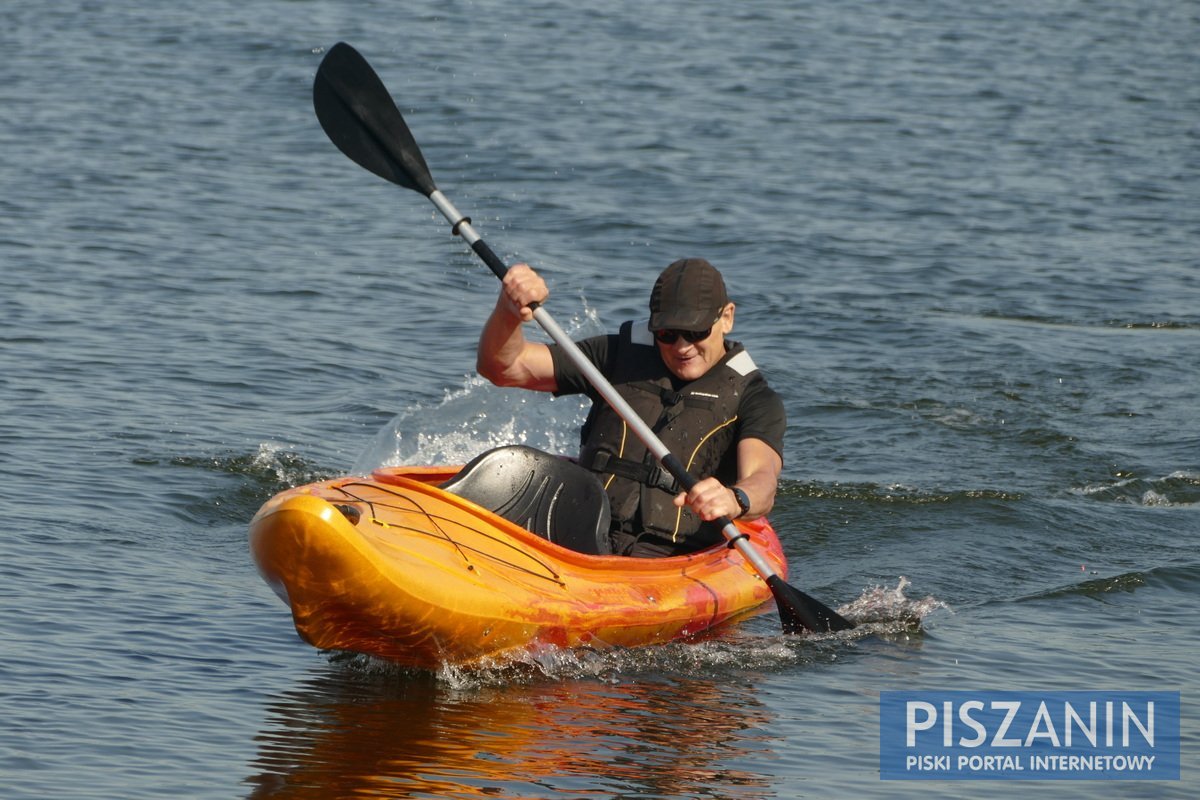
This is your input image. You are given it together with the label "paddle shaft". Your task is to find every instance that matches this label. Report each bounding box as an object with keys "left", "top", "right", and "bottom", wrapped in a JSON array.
[{"left": 427, "top": 190, "right": 782, "bottom": 580}]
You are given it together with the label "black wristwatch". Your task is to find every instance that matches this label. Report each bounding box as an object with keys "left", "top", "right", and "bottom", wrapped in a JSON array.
[{"left": 731, "top": 486, "right": 751, "bottom": 518}]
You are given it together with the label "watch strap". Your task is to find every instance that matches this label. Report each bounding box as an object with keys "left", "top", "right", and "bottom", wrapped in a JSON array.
[{"left": 731, "top": 486, "right": 751, "bottom": 518}]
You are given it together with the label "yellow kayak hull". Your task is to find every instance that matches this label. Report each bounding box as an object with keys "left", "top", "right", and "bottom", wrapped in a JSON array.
[{"left": 250, "top": 464, "right": 787, "bottom": 669}]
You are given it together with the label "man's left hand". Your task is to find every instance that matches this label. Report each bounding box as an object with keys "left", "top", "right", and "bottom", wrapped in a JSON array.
[{"left": 674, "top": 478, "right": 741, "bottom": 522}]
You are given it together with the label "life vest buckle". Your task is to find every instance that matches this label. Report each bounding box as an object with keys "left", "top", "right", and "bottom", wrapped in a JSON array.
[{"left": 584, "top": 451, "right": 680, "bottom": 494}]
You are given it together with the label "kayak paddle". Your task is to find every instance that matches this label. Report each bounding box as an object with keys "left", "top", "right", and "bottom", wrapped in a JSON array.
[{"left": 312, "top": 42, "right": 854, "bottom": 634}]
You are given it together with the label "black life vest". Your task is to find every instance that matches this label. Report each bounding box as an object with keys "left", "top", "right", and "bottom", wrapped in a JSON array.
[{"left": 579, "top": 319, "right": 761, "bottom": 545}]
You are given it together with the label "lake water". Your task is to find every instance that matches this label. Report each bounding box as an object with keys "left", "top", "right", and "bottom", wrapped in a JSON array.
[{"left": 2, "top": 1, "right": 1197, "bottom": 797}]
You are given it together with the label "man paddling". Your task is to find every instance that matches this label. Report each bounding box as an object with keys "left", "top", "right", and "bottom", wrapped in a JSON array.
[{"left": 477, "top": 258, "right": 786, "bottom": 557}]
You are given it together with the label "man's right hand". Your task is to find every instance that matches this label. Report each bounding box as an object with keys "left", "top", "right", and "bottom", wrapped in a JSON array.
[
  {"left": 502, "top": 263, "right": 549, "bottom": 322},
  {"left": 477, "top": 262, "right": 558, "bottom": 392}
]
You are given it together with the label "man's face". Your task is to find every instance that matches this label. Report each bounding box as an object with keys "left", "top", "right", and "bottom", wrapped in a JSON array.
[{"left": 655, "top": 303, "right": 735, "bottom": 381}]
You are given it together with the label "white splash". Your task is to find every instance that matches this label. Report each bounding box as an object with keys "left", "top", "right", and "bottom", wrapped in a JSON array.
[
  {"left": 351, "top": 376, "right": 591, "bottom": 473},
  {"left": 838, "top": 576, "right": 949, "bottom": 629},
  {"left": 352, "top": 303, "right": 605, "bottom": 473}
]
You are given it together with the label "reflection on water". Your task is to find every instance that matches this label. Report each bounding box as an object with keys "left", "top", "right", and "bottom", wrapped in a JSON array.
[
  {"left": 242, "top": 550, "right": 940, "bottom": 798},
  {"left": 246, "top": 653, "right": 779, "bottom": 799},
  {"left": 245, "top": 605, "right": 937, "bottom": 800}
]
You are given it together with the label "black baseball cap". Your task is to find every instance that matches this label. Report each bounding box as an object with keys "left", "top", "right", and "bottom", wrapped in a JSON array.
[{"left": 648, "top": 258, "right": 730, "bottom": 330}]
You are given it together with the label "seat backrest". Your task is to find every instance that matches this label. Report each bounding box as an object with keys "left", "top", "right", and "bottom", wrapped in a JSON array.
[{"left": 439, "top": 446, "right": 612, "bottom": 556}]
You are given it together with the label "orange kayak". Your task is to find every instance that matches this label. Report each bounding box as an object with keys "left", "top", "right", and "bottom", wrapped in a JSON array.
[{"left": 249, "top": 450, "right": 787, "bottom": 670}]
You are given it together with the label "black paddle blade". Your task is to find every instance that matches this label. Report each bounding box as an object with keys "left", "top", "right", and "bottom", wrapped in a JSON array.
[
  {"left": 313, "top": 42, "right": 438, "bottom": 196},
  {"left": 767, "top": 575, "right": 856, "bottom": 634}
]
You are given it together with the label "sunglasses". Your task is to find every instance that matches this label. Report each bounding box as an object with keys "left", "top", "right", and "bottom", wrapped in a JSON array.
[{"left": 652, "top": 324, "right": 713, "bottom": 345}]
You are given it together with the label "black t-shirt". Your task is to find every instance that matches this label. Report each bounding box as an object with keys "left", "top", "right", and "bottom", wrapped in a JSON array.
[{"left": 549, "top": 334, "right": 786, "bottom": 463}]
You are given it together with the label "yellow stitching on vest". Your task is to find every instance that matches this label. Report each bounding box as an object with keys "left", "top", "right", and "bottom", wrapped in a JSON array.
[
  {"left": 602, "top": 420, "right": 630, "bottom": 491},
  {"left": 685, "top": 416, "right": 739, "bottom": 471},
  {"left": 670, "top": 415, "right": 739, "bottom": 542},
  {"left": 670, "top": 504, "right": 684, "bottom": 540}
]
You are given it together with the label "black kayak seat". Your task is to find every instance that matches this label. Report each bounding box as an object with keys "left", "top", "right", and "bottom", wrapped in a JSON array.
[{"left": 439, "top": 445, "right": 613, "bottom": 556}]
